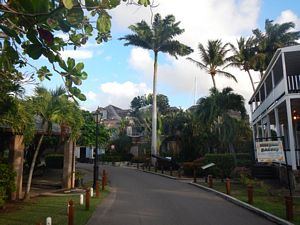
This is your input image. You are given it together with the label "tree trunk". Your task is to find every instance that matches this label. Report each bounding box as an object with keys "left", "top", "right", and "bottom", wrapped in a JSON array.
[
  {"left": 211, "top": 74, "right": 216, "bottom": 89},
  {"left": 151, "top": 51, "right": 158, "bottom": 165},
  {"left": 247, "top": 70, "right": 256, "bottom": 92},
  {"left": 24, "top": 134, "right": 44, "bottom": 200}
]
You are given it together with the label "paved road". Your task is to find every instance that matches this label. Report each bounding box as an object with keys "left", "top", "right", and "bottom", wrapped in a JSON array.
[{"left": 86, "top": 165, "right": 276, "bottom": 225}]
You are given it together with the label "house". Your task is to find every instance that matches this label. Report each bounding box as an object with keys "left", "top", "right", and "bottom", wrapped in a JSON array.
[{"left": 248, "top": 45, "right": 300, "bottom": 182}]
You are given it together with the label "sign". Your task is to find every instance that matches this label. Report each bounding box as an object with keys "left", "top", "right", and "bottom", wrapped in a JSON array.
[
  {"left": 256, "top": 141, "right": 285, "bottom": 163},
  {"left": 201, "top": 163, "right": 215, "bottom": 170}
]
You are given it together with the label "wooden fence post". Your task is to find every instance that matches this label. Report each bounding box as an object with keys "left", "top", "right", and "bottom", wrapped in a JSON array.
[
  {"left": 225, "top": 178, "right": 231, "bottom": 195},
  {"left": 68, "top": 200, "right": 74, "bottom": 225},
  {"left": 285, "top": 195, "right": 294, "bottom": 221},
  {"left": 85, "top": 189, "right": 90, "bottom": 210},
  {"left": 208, "top": 175, "right": 213, "bottom": 188},
  {"left": 247, "top": 185, "right": 253, "bottom": 204}
]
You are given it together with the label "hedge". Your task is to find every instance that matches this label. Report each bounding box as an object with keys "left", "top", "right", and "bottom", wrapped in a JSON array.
[
  {"left": 204, "top": 154, "right": 235, "bottom": 178},
  {"left": 45, "top": 154, "right": 64, "bottom": 169},
  {"left": 0, "top": 164, "right": 16, "bottom": 207}
]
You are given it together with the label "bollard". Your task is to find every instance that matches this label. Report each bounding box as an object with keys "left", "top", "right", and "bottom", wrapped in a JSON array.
[
  {"left": 102, "top": 175, "right": 105, "bottom": 191},
  {"left": 96, "top": 181, "right": 100, "bottom": 198},
  {"left": 247, "top": 185, "right": 253, "bottom": 204},
  {"left": 193, "top": 167, "right": 197, "bottom": 183},
  {"left": 103, "top": 170, "right": 107, "bottom": 186},
  {"left": 68, "top": 200, "right": 74, "bottom": 225},
  {"left": 80, "top": 194, "right": 83, "bottom": 205},
  {"left": 161, "top": 166, "right": 164, "bottom": 174},
  {"left": 285, "top": 195, "right": 294, "bottom": 221},
  {"left": 46, "top": 217, "right": 52, "bottom": 225},
  {"left": 90, "top": 187, "right": 94, "bottom": 198},
  {"left": 170, "top": 166, "right": 173, "bottom": 176},
  {"left": 85, "top": 189, "right": 90, "bottom": 210},
  {"left": 225, "top": 178, "right": 231, "bottom": 195},
  {"left": 208, "top": 175, "right": 213, "bottom": 188}
]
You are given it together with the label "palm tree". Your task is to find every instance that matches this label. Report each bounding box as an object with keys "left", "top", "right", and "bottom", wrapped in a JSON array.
[
  {"left": 187, "top": 40, "right": 237, "bottom": 89},
  {"left": 119, "top": 13, "right": 193, "bottom": 159},
  {"left": 227, "top": 37, "right": 256, "bottom": 92},
  {"left": 252, "top": 19, "right": 300, "bottom": 76}
]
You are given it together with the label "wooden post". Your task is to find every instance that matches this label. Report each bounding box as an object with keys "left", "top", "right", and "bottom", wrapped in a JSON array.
[
  {"left": 193, "top": 166, "right": 197, "bottom": 183},
  {"left": 208, "top": 175, "right": 213, "bottom": 188},
  {"left": 103, "top": 170, "right": 107, "bottom": 185},
  {"left": 68, "top": 200, "right": 74, "bottom": 225},
  {"left": 285, "top": 195, "right": 294, "bottom": 221},
  {"left": 225, "top": 178, "right": 231, "bottom": 195},
  {"left": 170, "top": 166, "right": 173, "bottom": 176},
  {"left": 102, "top": 175, "right": 105, "bottom": 191},
  {"left": 85, "top": 189, "right": 90, "bottom": 210},
  {"left": 247, "top": 185, "right": 253, "bottom": 204},
  {"left": 161, "top": 165, "right": 164, "bottom": 174},
  {"left": 96, "top": 181, "right": 100, "bottom": 198},
  {"left": 178, "top": 167, "right": 181, "bottom": 178}
]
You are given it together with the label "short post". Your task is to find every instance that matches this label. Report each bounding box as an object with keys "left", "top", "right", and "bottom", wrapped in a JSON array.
[
  {"left": 102, "top": 175, "right": 105, "bottom": 191},
  {"left": 80, "top": 194, "right": 83, "bottom": 205},
  {"left": 208, "top": 175, "right": 213, "bottom": 188},
  {"left": 193, "top": 166, "right": 197, "bottom": 183},
  {"left": 170, "top": 166, "right": 173, "bottom": 176},
  {"left": 68, "top": 200, "right": 74, "bottom": 225},
  {"left": 285, "top": 195, "right": 294, "bottom": 221},
  {"left": 46, "top": 217, "right": 52, "bottom": 225},
  {"left": 90, "top": 187, "right": 94, "bottom": 198},
  {"left": 247, "top": 185, "right": 253, "bottom": 204},
  {"left": 85, "top": 189, "right": 90, "bottom": 210},
  {"left": 161, "top": 165, "right": 164, "bottom": 174},
  {"left": 96, "top": 181, "right": 100, "bottom": 198},
  {"left": 225, "top": 178, "right": 231, "bottom": 195},
  {"left": 103, "top": 169, "right": 107, "bottom": 185},
  {"left": 178, "top": 167, "right": 181, "bottom": 178}
]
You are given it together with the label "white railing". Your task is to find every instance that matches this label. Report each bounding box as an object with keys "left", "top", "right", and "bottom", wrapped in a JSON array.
[{"left": 287, "top": 74, "right": 300, "bottom": 93}]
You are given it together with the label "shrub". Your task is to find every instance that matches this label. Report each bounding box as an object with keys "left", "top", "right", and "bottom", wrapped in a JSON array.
[
  {"left": 130, "top": 156, "right": 146, "bottom": 163},
  {"left": 236, "top": 153, "right": 253, "bottom": 167},
  {"left": 0, "top": 164, "right": 16, "bottom": 207},
  {"left": 204, "top": 154, "right": 235, "bottom": 178},
  {"left": 45, "top": 154, "right": 64, "bottom": 169}
]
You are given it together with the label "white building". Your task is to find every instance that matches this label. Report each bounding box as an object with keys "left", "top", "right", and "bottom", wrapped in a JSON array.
[{"left": 249, "top": 45, "right": 300, "bottom": 171}]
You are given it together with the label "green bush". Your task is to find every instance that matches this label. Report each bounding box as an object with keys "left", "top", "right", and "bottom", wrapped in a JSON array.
[
  {"left": 45, "top": 154, "right": 64, "bottom": 169},
  {"left": 204, "top": 154, "right": 235, "bottom": 178},
  {"left": 0, "top": 164, "right": 16, "bottom": 207},
  {"left": 236, "top": 153, "right": 253, "bottom": 167}
]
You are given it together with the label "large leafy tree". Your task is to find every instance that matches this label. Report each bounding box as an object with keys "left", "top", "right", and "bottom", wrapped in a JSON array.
[
  {"left": 227, "top": 37, "right": 256, "bottom": 92},
  {"left": 120, "top": 14, "right": 193, "bottom": 158},
  {"left": 0, "top": 0, "right": 151, "bottom": 100},
  {"left": 196, "top": 87, "right": 247, "bottom": 164},
  {"left": 252, "top": 19, "right": 300, "bottom": 76},
  {"left": 187, "top": 40, "right": 237, "bottom": 89}
]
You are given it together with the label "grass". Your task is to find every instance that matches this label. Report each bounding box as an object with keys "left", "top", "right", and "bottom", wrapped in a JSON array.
[
  {"left": 0, "top": 188, "right": 109, "bottom": 225},
  {"left": 199, "top": 180, "right": 300, "bottom": 225}
]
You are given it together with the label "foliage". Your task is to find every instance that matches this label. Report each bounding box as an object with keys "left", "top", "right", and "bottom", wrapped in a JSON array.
[
  {"left": 187, "top": 39, "right": 236, "bottom": 88},
  {"left": 110, "top": 134, "right": 132, "bottom": 155},
  {"left": 0, "top": 0, "right": 151, "bottom": 101},
  {"left": 204, "top": 153, "right": 235, "bottom": 178},
  {"left": 0, "top": 164, "right": 16, "bottom": 206},
  {"left": 45, "top": 154, "right": 64, "bottom": 169}
]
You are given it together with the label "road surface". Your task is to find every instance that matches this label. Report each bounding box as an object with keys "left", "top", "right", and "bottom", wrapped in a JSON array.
[{"left": 86, "top": 165, "right": 276, "bottom": 225}]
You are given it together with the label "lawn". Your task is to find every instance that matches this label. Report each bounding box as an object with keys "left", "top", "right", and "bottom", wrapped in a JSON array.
[
  {"left": 0, "top": 189, "right": 109, "bottom": 225},
  {"left": 198, "top": 179, "right": 300, "bottom": 225}
]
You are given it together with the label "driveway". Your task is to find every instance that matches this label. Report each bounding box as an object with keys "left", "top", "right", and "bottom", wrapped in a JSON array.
[{"left": 86, "top": 165, "right": 277, "bottom": 225}]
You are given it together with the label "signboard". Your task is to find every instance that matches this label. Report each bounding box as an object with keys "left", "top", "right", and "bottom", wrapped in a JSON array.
[
  {"left": 201, "top": 163, "right": 215, "bottom": 170},
  {"left": 256, "top": 141, "right": 285, "bottom": 163}
]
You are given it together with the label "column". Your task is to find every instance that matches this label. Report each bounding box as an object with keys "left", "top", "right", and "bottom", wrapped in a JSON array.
[
  {"left": 274, "top": 107, "right": 281, "bottom": 138},
  {"left": 9, "top": 135, "right": 24, "bottom": 200},
  {"left": 63, "top": 139, "right": 74, "bottom": 189},
  {"left": 286, "top": 98, "right": 297, "bottom": 170}
]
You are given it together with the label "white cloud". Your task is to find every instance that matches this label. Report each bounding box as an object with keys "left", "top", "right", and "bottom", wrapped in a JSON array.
[
  {"left": 276, "top": 10, "right": 300, "bottom": 30},
  {"left": 112, "top": 0, "right": 261, "bottom": 111},
  {"left": 85, "top": 91, "right": 97, "bottom": 101},
  {"left": 59, "top": 50, "right": 93, "bottom": 59}
]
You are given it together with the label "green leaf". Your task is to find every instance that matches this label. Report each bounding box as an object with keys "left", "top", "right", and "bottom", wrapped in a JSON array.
[
  {"left": 26, "top": 44, "right": 43, "bottom": 59},
  {"left": 58, "top": 19, "right": 71, "bottom": 32},
  {"left": 69, "top": 86, "right": 81, "bottom": 95},
  {"left": 26, "top": 29, "right": 39, "bottom": 44},
  {"left": 67, "top": 57, "right": 75, "bottom": 69},
  {"left": 0, "top": 25, "right": 21, "bottom": 44},
  {"left": 58, "top": 58, "right": 68, "bottom": 71},
  {"left": 77, "top": 93, "right": 87, "bottom": 101},
  {"left": 96, "top": 13, "right": 111, "bottom": 33},
  {"left": 37, "top": 66, "right": 52, "bottom": 81},
  {"left": 84, "top": 24, "right": 93, "bottom": 34},
  {"left": 62, "top": 0, "right": 74, "bottom": 9},
  {"left": 110, "top": 0, "right": 121, "bottom": 8},
  {"left": 80, "top": 71, "right": 88, "bottom": 80},
  {"left": 138, "top": 0, "right": 150, "bottom": 7},
  {"left": 71, "top": 76, "right": 82, "bottom": 85},
  {"left": 66, "top": 7, "right": 84, "bottom": 27},
  {"left": 85, "top": 0, "right": 98, "bottom": 9},
  {"left": 75, "top": 62, "right": 84, "bottom": 72}
]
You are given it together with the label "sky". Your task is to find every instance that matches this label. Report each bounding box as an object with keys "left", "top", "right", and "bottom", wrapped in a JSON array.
[{"left": 25, "top": 0, "right": 300, "bottom": 113}]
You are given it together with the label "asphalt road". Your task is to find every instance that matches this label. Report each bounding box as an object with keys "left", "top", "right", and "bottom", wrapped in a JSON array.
[{"left": 86, "top": 165, "right": 276, "bottom": 225}]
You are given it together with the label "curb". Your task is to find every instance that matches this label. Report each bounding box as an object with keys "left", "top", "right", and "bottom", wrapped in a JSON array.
[{"left": 138, "top": 168, "right": 293, "bottom": 225}]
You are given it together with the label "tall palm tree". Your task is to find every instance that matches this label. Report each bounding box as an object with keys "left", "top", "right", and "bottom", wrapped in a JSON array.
[
  {"left": 187, "top": 40, "right": 237, "bottom": 89},
  {"left": 252, "top": 19, "right": 300, "bottom": 76},
  {"left": 119, "top": 13, "right": 193, "bottom": 159},
  {"left": 227, "top": 37, "right": 256, "bottom": 92}
]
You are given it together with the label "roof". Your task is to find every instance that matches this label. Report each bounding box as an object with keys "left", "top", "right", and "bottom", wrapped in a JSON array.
[{"left": 95, "top": 105, "right": 130, "bottom": 121}]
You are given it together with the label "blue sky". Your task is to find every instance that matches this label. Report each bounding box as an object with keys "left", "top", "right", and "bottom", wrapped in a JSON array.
[{"left": 26, "top": 0, "right": 300, "bottom": 112}]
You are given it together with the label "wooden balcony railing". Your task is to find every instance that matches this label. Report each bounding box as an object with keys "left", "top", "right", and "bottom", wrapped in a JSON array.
[{"left": 287, "top": 74, "right": 300, "bottom": 93}]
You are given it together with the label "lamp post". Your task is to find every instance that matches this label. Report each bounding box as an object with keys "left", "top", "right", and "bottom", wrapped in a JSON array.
[{"left": 93, "top": 109, "right": 102, "bottom": 189}]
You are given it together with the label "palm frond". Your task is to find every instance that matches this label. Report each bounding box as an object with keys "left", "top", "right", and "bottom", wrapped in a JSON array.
[
  {"left": 186, "top": 57, "right": 207, "bottom": 71},
  {"left": 216, "top": 70, "right": 237, "bottom": 82}
]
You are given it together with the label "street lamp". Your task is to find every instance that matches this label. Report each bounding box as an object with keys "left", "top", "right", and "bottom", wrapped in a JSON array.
[{"left": 92, "top": 108, "right": 102, "bottom": 189}]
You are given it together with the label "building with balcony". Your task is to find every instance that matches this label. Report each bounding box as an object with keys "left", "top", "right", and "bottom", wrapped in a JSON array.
[{"left": 249, "top": 45, "right": 300, "bottom": 172}]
